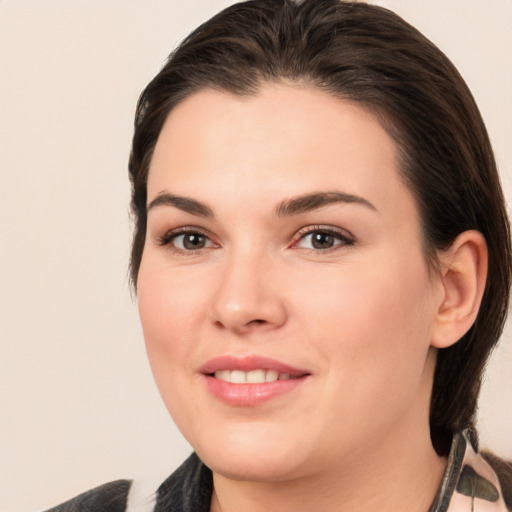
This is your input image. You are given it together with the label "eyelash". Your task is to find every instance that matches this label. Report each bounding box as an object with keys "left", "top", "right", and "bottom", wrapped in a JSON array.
[
  {"left": 291, "top": 225, "right": 355, "bottom": 252},
  {"left": 156, "top": 227, "right": 216, "bottom": 255},
  {"left": 156, "top": 225, "right": 355, "bottom": 254}
]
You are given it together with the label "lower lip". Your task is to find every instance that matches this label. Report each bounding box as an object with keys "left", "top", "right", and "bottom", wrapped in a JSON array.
[{"left": 203, "top": 375, "right": 308, "bottom": 406}]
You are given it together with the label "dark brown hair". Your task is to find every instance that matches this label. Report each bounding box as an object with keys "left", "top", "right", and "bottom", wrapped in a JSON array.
[{"left": 128, "top": 0, "right": 511, "bottom": 454}]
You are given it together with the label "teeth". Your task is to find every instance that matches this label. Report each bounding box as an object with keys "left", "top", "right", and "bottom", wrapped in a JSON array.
[
  {"left": 213, "top": 370, "right": 296, "bottom": 383},
  {"left": 217, "top": 370, "right": 230, "bottom": 382},
  {"left": 247, "top": 369, "right": 265, "bottom": 383},
  {"left": 230, "top": 370, "right": 246, "bottom": 384},
  {"left": 265, "top": 369, "right": 278, "bottom": 382}
]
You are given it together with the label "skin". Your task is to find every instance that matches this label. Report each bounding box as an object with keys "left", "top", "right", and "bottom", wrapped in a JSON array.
[{"left": 137, "top": 85, "right": 486, "bottom": 512}]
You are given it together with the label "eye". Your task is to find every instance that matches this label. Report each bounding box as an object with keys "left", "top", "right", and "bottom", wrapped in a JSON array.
[
  {"left": 157, "top": 228, "right": 216, "bottom": 252},
  {"left": 173, "top": 233, "right": 212, "bottom": 250},
  {"left": 293, "top": 226, "right": 354, "bottom": 251}
]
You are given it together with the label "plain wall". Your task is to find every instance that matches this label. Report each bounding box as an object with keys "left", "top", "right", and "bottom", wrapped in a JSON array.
[{"left": 0, "top": 1, "right": 510, "bottom": 511}]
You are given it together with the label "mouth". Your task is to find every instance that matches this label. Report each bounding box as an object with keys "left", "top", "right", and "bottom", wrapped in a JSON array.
[
  {"left": 200, "top": 355, "right": 310, "bottom": 406},
  {"left": 211, "top": 369, "right": 302, "bottom": 383}
]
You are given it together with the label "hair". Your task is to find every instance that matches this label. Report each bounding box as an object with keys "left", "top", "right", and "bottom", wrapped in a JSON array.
[{"left": 128, "top": 0, "right": 511, "bottom": 455}]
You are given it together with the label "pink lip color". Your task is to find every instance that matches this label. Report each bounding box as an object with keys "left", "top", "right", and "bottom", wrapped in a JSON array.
[
  {"left": 200, "top": 355, "right": 310, "bottom": 407},
  {"left": 200, "top": 355, "right": 308, "bottom": 375}
]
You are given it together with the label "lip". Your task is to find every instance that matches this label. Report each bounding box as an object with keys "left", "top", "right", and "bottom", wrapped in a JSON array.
[
  {"left": 200, "top": 355, "right": 309, "bottom": 375},
  {"left": 200, "top": 355, "right": 310, "bottom": 406}
]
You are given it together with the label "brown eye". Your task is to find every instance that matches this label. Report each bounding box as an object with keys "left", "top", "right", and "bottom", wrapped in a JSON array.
[
  {"left": 170, "top": 232, "right": 212, "bottom": 251},
  {"left": 295, "top": 228, "right": 353, "bottom": 251},
  {"left": 310, "top": 232, "right": 336, "bottom": 249},
  {"left": 182, "top": 233, "right": 206, "bottom": 249}
]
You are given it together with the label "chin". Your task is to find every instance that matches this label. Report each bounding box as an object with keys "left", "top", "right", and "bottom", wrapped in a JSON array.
[{"left": 190, "top": 421, "right": 311, "bottom": 482}]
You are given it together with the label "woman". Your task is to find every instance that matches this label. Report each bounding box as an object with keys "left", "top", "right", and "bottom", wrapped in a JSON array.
[{"left": 45, "top": 0, "right": 512, "bottom": 511}]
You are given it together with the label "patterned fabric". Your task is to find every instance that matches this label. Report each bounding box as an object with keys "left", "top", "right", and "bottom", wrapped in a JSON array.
[
  {"left": 43, "top": 431, "right": 510, "bottom": 512},
  {"left": 430, "top": 431, "right": 509, "bottom": 512}
]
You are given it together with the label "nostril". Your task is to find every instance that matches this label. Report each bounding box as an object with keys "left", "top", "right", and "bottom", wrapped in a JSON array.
[
  {"left": 213, "top": 318, "right": 267, "bottom": 333},
  {"left": 214, "top": 320, "right": 225, "bottom": 330}
]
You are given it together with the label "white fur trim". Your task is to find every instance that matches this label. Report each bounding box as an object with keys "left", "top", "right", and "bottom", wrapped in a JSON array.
[{"left": 125, "top": 478, "right": 158, "bottom": 512}]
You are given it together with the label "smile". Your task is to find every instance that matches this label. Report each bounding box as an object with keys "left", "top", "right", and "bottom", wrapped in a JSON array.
[
  {"left": 213, "top": 369, "right": 299, "bottom": 383},
  {"left": 200, "top": 356, "right": 310, "bottom": 406}
]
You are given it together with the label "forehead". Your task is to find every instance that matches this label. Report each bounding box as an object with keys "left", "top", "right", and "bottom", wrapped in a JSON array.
[{"left": 147, "top": 84, "right": 417, "bottom": 223}]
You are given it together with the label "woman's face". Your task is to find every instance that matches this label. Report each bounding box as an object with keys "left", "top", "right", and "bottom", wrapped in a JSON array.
[{"left": 138, "top": 85, "right": 444, "bottom": 481}]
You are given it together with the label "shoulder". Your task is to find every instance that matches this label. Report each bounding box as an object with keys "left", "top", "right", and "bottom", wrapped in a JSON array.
[
  {"left": 42, "top": 479, "right": 132, "bottom": 512},
  {"left": 41, "top": 453, "right": 212, "bottom": 512}
]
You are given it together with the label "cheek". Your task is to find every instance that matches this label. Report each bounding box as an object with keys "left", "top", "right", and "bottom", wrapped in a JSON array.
[
  {"left": 301, "top": 259, "right": 432, "bottom": 331},
  {"left": 137, "top": 258, "right": 205, "bottom": 371},
  {"left": 136, "top": 258, "right": 210, "bottom": 430},
  {"left": 297, "top": 255, "right": 435, "bottom": 393}
]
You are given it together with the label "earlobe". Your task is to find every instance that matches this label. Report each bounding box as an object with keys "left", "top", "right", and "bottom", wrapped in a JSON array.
[{"left": 431, "top": 230, "right": 488, "bottom": 349}]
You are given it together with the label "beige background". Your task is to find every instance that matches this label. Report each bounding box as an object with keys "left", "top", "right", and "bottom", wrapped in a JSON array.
[{"left": 0, "top": 1, "right": 510, "bottom": 511}]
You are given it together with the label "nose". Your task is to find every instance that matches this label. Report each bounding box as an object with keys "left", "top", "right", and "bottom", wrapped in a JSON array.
[{"left": 210, "top": 250, "right": 287, "bottom": 334}]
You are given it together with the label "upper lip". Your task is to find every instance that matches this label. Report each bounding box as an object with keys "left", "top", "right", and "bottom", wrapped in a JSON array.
[{"left": 200, "top": 355, "right": 310, "bottom": 376}]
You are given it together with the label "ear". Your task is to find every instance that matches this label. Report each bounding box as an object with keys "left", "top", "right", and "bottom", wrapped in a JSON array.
[{"left": 431, "top": 230, "right": 488, "bottom": 349}]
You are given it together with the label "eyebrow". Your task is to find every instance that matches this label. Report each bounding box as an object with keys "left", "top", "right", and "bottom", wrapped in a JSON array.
[
  {"left": 146, "top": 190, "right": 376, "bottom": 218},
  {"left": 274, "top": 191, "right": 377, "bottom": 217},
  {"left": 147, "top": 192, "right": 214, "bottom": 217}
]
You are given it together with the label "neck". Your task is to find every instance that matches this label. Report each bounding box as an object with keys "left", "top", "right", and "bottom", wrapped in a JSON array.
[{"left": 210, "top": 421, "right": 446, "bottom": 512}]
